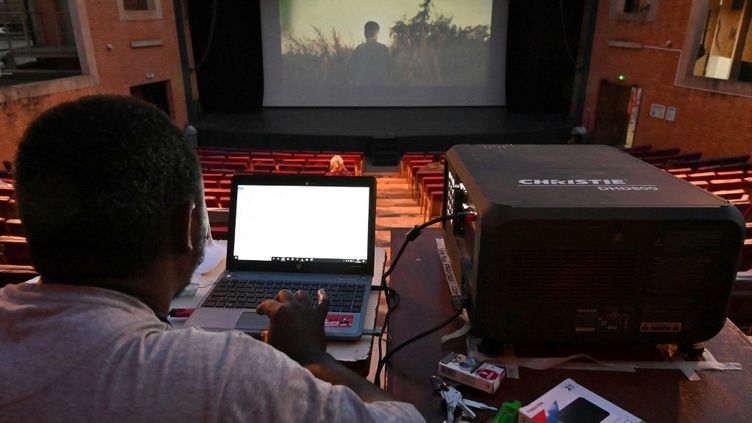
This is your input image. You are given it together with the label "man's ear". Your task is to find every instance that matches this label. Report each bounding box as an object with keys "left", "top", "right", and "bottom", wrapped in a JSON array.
[{"left": 169, "top": 200, "right": 197, "bottom": 255}]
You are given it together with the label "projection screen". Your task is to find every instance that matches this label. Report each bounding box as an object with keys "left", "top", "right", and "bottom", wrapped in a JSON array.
[{"left": 261, "top": 0, "right": 508, "bottom": 107}]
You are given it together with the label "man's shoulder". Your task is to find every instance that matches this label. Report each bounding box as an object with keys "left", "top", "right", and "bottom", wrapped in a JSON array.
[{"left": 155, "top": 327, "right": 261, "bottom": 357}]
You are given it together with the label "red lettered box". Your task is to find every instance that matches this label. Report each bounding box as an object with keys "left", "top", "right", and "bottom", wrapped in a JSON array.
[{"left": 437, "top": 352, "right": 505, "bottom": 394}]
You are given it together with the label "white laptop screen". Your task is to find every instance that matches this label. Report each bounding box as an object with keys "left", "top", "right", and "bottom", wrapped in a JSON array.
[{"left": 232, "top": 184, "right": 371, "bottom": 264}]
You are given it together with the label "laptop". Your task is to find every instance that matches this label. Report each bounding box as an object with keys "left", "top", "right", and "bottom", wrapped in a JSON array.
[{"left": 186, "top": 174, "right": 377, "bottom": 340}]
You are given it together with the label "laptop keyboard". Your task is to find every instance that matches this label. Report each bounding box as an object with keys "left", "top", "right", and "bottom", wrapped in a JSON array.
[{"left": 202, "top": 279, "right": 366, "bottom": 313}]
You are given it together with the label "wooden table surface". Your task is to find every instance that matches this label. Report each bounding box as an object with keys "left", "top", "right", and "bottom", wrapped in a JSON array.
[{"left": 386, "top": 228, "right": 752, "bottom": 422}]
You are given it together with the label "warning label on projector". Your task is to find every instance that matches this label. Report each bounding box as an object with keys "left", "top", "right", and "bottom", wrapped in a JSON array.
[{"left": 639, "top": 321, "right": 683, "bottom": 332}]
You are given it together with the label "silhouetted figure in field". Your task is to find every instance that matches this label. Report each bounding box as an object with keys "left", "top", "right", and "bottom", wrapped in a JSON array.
[{"left": 349, "top": 21, "right": 393, "bottom": 85}]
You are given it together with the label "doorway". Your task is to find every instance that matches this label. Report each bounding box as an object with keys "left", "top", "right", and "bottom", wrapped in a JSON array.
[
  {"left": 592, "top": 80, "right": 640, "bottom": 147},
  {"left": 130, "top": 80, "right": 171, "bottom": 117}
]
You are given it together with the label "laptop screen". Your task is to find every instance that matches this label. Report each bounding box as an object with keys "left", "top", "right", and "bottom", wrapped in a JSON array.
[{"left": 226, "top": 175, "right": 376, "bottom": 275}]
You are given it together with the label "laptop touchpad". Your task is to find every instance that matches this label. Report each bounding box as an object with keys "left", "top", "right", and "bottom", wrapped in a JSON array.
[{"left": 235, "top": 312, "right": 269, "bottom": 331}]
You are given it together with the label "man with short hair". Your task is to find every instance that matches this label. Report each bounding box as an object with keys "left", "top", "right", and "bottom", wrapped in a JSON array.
[
  {"left": 0, "top": 96, "right": 423, "bottom": 422},
  {"left": 350, "top": 21, "right": 393, "bottom": 85}
]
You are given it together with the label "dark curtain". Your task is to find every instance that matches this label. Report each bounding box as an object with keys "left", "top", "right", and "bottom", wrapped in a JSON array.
[
  {"left": 506, "top": 0, "right": 585, "bottom": 113},
  {"left": 187, "top": 0, "right": 263, "bottom": 113}
]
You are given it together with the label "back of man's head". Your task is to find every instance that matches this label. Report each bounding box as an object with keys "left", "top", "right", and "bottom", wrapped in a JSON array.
[
  {"left": 14, "top": 95, "right": 203, "bottom": 283},
  {"left": 364, "top": 21, "right": 380, "bottom": 39}
]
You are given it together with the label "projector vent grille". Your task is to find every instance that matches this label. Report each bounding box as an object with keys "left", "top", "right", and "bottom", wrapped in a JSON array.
[{"left": 507, "top": 250, "right": 636, "bottom": 299}]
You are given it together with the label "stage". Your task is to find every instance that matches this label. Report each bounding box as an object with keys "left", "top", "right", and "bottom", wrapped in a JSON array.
[{"left": 193, "top": 107, "right": 574, "bottom": 155}]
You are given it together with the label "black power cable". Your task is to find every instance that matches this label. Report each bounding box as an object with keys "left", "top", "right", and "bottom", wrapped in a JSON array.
[
  {"left": 375, "top": 308, "right": 462, "bottom": 387},
  {"left": 374, "top": 212, "right": 475, "bottom": 387}
]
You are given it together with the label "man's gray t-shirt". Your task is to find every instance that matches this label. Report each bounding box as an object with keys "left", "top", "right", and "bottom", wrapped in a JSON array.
[{"left": 0, "top": 282, "right": 423, "bottom": 422}]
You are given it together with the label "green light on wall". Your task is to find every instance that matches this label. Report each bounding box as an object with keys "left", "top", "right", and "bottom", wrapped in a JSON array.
[{"left": 618, "top": 74, "right": 626, "bottom": 81}]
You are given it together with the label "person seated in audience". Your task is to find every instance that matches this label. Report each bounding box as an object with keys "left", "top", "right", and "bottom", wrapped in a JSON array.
[
  {"left": 0, "top": 96, "right": 423, "bottom": 422},
  {"left": 418, "top": 156, "right": 444, "bottom": 173},
  {"left": 327, "top": 154, "right": 354, "bottom": 176},
  {"left": 567, "top": 126, "right": 588, "bottom": 144}
]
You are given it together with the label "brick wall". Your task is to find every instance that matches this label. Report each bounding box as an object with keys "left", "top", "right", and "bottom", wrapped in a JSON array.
[
  {"left": 0, "top": 87, "right": 98, "bottom": 162},
  {"left": 584, "top": 0, "right": 752, "bottom": 158},
  {"left": 0, "top": 0, "right": 191, "bottom": 163}
]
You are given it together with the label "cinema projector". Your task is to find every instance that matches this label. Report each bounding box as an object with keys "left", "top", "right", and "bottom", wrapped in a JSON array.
[{"left": 442, "top": 144, "right": 744, "bottom": 345}]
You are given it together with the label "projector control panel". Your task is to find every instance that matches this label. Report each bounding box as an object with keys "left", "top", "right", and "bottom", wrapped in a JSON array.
[{"left": 446, "top": 169, "right": 471, "bottom": 234}]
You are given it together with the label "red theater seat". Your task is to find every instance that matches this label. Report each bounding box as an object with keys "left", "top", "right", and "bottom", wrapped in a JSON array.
[{"left": 0, "top": 236, "right": 32, "bottom": 265}]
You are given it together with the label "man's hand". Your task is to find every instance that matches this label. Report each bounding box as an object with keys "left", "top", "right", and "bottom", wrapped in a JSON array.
[
  {"left": 257, "top": 288, "right": 398, "bottom": 403},
  {"left": 257, "top": 289, "right": 331, "bottom": 365}
]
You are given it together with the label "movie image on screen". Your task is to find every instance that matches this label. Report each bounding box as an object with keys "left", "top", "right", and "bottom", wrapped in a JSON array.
[{"left": 261, "top": 0, "right": 508, "bottom": 106}]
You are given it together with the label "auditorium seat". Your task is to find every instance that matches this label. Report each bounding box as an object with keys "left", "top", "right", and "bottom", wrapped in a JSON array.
[
  {"left": 0, "top": 264, "right": 38, "bottom": 287},
  {"left": 307, "top": 158, "right": 331, "bottom": 165},
  {"left": 251, "top": 157, "right": 275, "bottom": 164},
  {"left": 5, "top": 219, "right": 24, "bottom": 237},
  {"left": 251, "top": 163, "right": 276, "bottom": 173},
  {"left": 731, "top": 199, "right": 751, "bottom": 220},
  {"left": 0, "top": 236, "right": 32, "bottom": 265},
  {"left": 248, "top": 169, "right": 272, "bottom": 175},
  {"left": 629, "top": 148, "right": 680, "bottom": 159},
  {"left": 716, "top": 170, "right": 747, "bottom": 178},
  {"left": 711, "top": 189, "right": 747, "bottom": 200},
  {"left": 412, "top": 167, "right": 443, "bottom": 199},
  {"left": 666, "top": 167, "right": 692, "bottom": 175},
  {"left": 0, "top": 197, "right": 18, "bottom": 219},
  {"left": 277, "top": 163, "right": 303, "bottom": 172},
  {"left": 272, "top": 152, "right": 293, "bottom": 160},
  {"left": 422, "top": 184, "right": 444, "bottom": 219},
  {"left": 646, "top": 152, "right": 702, "bottom": 167},
  {"left": 670, "top": 155, "right": 750, "bottom": 171},
  {"left": 221, "top": 162, "right": 248, "bottom": 173},
  {"left": 251, "top": 151, "right": 272, "bottom": 158},
  {"left": 740, "top": 239, "right": 752, "bottom": 272},
  {"left": 427, "top": 191, "right": 444, "bottom": 220},
  {"left": 304, "top": 164, "right": 329, "bottom": 172},
  {"left": 418, "top": 175, "right": 444, "bottom": 207},
  {"left": 622, "top": 144, "right": 652, "bottom": 153},
  {"left": 204, "top": 196, "right": 220, "bottom": 208},
  {"left": 686, "top": 172, "right": 716, "bottom": 182},
  {"left": 708, "top": 178, "right": 743, "bottom": 191},
  {"left": 281, "top": 158, "right": 306, "bottom": 165},
  {"left": 211, "top": 226, "right": 228, "bottom": 240},
  {"left": 0, "top": 185, "right": 14, "bottom": 198}
]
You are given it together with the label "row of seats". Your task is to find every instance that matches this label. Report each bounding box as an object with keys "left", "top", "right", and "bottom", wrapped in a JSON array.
[
  {"left": 400, "top": 152, "right": 446, "bottom": 221},
  {"left": 625, "top": 144, "right": 751, "bottom": 172},
  {"left": 197, "top": 149, "right": 366, "bottom": 238},
  {"left": 197, "top": 148, "right": 365, "bottom": 176},
  {"left": 0, "top": 182, "right": 38, "bottom": 286}
]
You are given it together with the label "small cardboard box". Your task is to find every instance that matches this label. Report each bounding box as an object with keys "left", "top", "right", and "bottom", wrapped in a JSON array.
[
  {"left": 437, "top": 352, "right": 505, "bottom": 394},
  {"left": 518, "top": 378, "right": 644, "bottom": 423}
]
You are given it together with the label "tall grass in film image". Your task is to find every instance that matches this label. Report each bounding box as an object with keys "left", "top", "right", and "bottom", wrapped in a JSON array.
[{"left": 280, "top": 0, "right": 492, "bottom": 86}]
